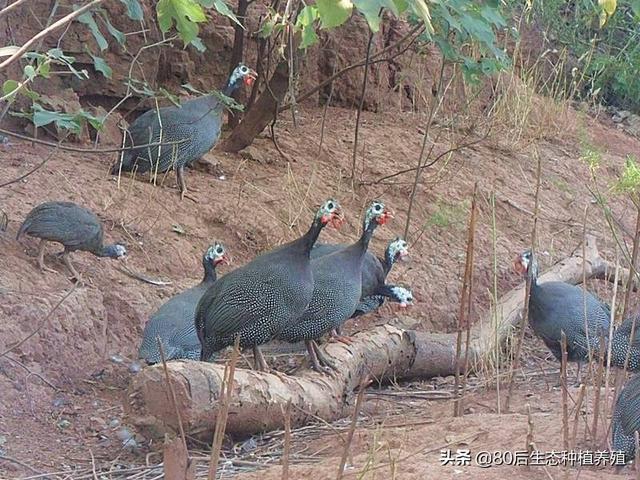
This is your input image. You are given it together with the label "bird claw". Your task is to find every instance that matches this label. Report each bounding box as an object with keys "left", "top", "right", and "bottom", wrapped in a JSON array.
[{"left": 329, "top": 333, "right": 353, "bottom": 346}]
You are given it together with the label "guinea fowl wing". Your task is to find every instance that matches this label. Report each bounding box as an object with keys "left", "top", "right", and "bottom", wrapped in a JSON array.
[
  {"left": 619, "top": 375, "right": 640, "bottom": 436},
  {"left": 196, "top": 262, "right": 290, "bottom": 340}
]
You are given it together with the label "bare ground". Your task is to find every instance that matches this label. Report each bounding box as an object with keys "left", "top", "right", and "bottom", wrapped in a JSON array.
[{"left": 1, "top": 103, "right": 639, "bottom": 478}]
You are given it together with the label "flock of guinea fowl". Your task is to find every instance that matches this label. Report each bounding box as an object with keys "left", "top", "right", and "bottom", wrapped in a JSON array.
[{"left": 9, "top": 63, "right": 640, "bottom": 463}]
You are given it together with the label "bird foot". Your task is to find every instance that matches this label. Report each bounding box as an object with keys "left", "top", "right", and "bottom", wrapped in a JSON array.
[
  {"left": 328, "top": 334, "right": 353, "bottom": 346},
  {"left": 180, "top": 190, "right": 198, "bottom": 203}
]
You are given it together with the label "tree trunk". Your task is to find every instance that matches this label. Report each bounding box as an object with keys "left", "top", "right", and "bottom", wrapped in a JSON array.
[
  {"left": 220, "top": 59, "right": 290, "bottom": 153},
  {"left": 125, "top": 235, "right": 616, "bottom": 440}
]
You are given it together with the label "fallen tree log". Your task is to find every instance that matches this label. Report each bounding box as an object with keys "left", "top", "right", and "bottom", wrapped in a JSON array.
[{"left": 126, "top": 235, "right": 616, "bottom": 439}]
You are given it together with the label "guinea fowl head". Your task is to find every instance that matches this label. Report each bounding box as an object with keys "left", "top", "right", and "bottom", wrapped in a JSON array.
[
  {"left": 387, "top": 237, "right": 409, "bottom": 264},
  {"left": 363, "top": 201, "right": 393, "bottom": 231},
  {"left": 104, "top": 243, "right": 127, "bottom": 258},
  {"left": 391, "top": 286, "right": 414, "bottom": 307},
  {"left": 513, "top": 249, "right": 538, "bottom": 280},
  {"left": 227, "top": 64, "right": 258, "bottom": 92},
  {"left": 316, "top": 198, "right": 344, "bottom": 228},
  {"left": 205, "top": 242, "right": 231, "bottom": 267}
]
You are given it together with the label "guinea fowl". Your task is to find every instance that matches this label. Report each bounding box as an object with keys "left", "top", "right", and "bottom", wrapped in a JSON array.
[
  {"left": 138, "top": 242, "right": 230, "bottom": 365},
  {"left": 311, "top": 237, "right": 409, "bottom": 316},
  {"left": 513, "top": 250, "right": 610, "bottom": 373},
  {"left": 111, "top": 64, "right": 257, "bottom": 199},
  {"left": 277, "top": 200, "right": 393, "bottom": 372},
  {"left": 609, "top": 315, "right": 640, "bottom": 372},
  {"left": 195, "top": 199, "right": 343, "bottom": 371},
  {"left": 612, "top": 373, "right": 640, "bottom": 462},
  {"left": 17, "top": 201, "right": 126, "bottom": 280}
]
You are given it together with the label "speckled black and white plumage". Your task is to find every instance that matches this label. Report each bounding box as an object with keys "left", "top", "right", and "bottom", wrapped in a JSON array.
[
  {"left": 195, "top": 199, "right": 342, "bottom": 367},
  {"left": 612, "top": 373, "right": 640, "bottom": 461},
  {"left": 278, "top": 201, "right": 392, "bottom": 368},
  {"left": 515, "top": 250, "right": 610, "bottom": 363},
  {"left": 353, "top": 284, "right": 413, "bottom": 317},
  {"left": 111, "top": 64, "right": 256, "bottom": 195},
  {"left": 310, "top": 237, "right": 409, "bottom": 318},
  {"left": 138, "top": 243, "right": 228, "bottom": 364},
  {"left": 610, "top": 315, "right": 640, "bottom": 372},
  {"left": 17, "top": 201, "right": 126, "bottom": 278}
]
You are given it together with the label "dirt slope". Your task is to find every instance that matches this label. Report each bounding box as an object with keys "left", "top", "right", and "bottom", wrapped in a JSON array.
[{"left": 0, "top": 104, "right": 639, "bottom": 477}]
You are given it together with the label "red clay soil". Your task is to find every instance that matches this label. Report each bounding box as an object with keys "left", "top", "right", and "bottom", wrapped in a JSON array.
[{"left": 0, "top": 104, "right": 639, "bottom": 478}]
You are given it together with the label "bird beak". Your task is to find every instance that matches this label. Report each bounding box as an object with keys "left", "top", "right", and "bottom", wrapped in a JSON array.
[
  {"left": 330, "top": 208, "right": 345, "bottom": 228},
  {"left": 244, "top": 69, "right": 258, "bottom": 86},
  {"left": 219, "top": 254, "right": 232, "bottom": 266},
  {"left": 513, "top": 256, "right": 524, "bottom": 275}
]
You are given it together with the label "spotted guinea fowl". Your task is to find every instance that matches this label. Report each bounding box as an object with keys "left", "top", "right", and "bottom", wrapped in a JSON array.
[
  {"left": 353, "top": 284, "right": 414, "bottom": 317},
  {"left": 311, "top": 237, "right": 409, "bottom": 316},
  {"left": 612, "top": 373, "right": 640, "bottom": 462},
  {"left": 277, "top": 200, "right": 393, "bottom": 372},
  {"left": 195, "top": 199, "right": 343, "bottom": 371},
  {"left": 17, "top": 201, "right": 126, "bottom": 280},
  {"left": 138, "top": 242, "right": 230, "bottom": 365},
  {"left": 609, "top": 315, "right": 640, "bottom": 372},
  {"left": 111, "top": 64, "right": 257, "bottom": 199},
  {"left": 513, "top": 249, "right": 610, "bottom": 369}
]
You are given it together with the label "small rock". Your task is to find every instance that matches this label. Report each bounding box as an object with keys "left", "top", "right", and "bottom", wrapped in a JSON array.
[
  {"left": 52, "top": 396, "right": 69, "bottom": 408},
  {"left": 109, "top": 418, "right": 121, "bottom": 429},
  {"left": 171, "top": 224, "right": 185, "bottom": 235},
  {"left": 240, "top": 145, "right": 271, "bottom": 164},
  {"left": 116, "top": 427, "right": 134, "bottom": 443},
  {"left": 110, "top": 354, "right": 125, "bottom": 364},
  {"left": 129, "top": 361, "right": 142, "bottom": 374},
  {"left": 613, "top": 110, "right": 631, "bottom": 123},
  {"left": 0, "top": 434, "right": 7, "bottom": 446},
  {"left": 57, "top": 419, "right": 71, "bottom": 429}
]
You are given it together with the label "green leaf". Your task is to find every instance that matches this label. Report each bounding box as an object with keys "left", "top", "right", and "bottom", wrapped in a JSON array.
[
  {"left": 76, "top": 10, "right": 108, "bottom": 51},
  {"left": 353, "top": 0, "right": 383, "bottom": 31},
  {"left": 392, "top": 0, "right": 407, "bottom": 14},
  {"left": 31, "top": 105, "right": 82, "bottom": 134},
  {"left": 90, "top": 54, "right": 113, "bottom": 78},
  {"left": 2, "top": 80, "right": 19, "bottom": 97},
  {"left": 157, "top": 0, "right": 206, "bottom": 45},
  {"left": 316, "top": 0, "right": 353, "bottom": 28},
  {"left": 630, "top": 0, "right": 640, "bottom": 18},
  {"left": 213, "top": 0, "right": 243, "bottom": 28},
  {"left": 23, "top": 65, "right": 36, "bottom": 80},
  {"left": 23, "top": 87, "right": 40, "bottom": 101},
  {"left": 37, "top": 58, "right": 51, "bottom": 78},
  {"left": 409, "top": 0, "right": 433, "bottom": 34},
  {"left": 119, "top": 0, "right": 143, "bottom": 20},
  {"left": 99, "top": 12, "right": 126, "bottom": 45},
  {"left": 190, "top": 37, "right": 206, "bottom": 51},
  {"left": 296, "top": 5, "right": 319, "bottom": 49}
]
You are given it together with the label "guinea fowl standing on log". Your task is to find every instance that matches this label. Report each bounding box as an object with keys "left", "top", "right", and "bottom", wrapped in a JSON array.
[
  {"left": 612, "top": 373, "right": 640, "bottom": 462},
  {"left": 138, "top": 242, "right": 230, "bottom": 365},
  {"left": 195, "top": 199, "right": 343, "bottom": 371},
  {"left": 111, "top": 64, "right": 257, "bottom": 200},
  {"left": 277, "top": 200, "right": 393, "bottom": 372},
  {"left": 513, "top": 250, "right": 610, "bottom": 376},
  {"left": 17, "top": 201, "right": 126, "bottom": 281}
]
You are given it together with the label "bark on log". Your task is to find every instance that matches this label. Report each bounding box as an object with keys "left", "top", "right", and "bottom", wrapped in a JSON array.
[{"left": 126, "top": 235, "right": 614, "bottom": 439}]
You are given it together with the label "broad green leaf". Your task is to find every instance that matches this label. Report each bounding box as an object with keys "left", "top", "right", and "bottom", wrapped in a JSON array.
[
  {"left": 119, "top": 0, "right": 144, "bottom": 20},
  {"left": 631, "top": 0, "right": 640, "bottom": 18},
  {"left": 409, "top": 0, "right": 434, "bottom": 34},
  {"left": 190, "top": 37, "right": 206, "bottom": 51},
  {"left": 393, "top": 0, "right": 408, "bottom": 13},
  {"left": 296, "top": 5, "right": 319, "bottom": 49},
  {"left": 157, "top": 0, "right": 206, "bottom": 45},
  {"left": 353, "top": 0, "right": 384, "bottom": 31},
  {"left": 0, "top": 45, "right": 20, "bottom": 57},
  {"left": 2, "top": 80, "right": 19, "bottom": 97},
  {"left": 213, "top": 0, "right": 243, "bottom": 28},
  {"left": 316, "top": 0, "right": 353, "bottom": 28},
  {"left": 31, "top": 105, "right": 82, "bottom": 134},
  {"left": 37, "top": 58, "right": 51, "bottom": 78},
  {"left": 76, "top": 10, "right": 108, "bottom": 51},
  {"left": 23, "top": 65, "right": 36, "bottom": 80},
  {"left": 23, "top": 87, "right": 40, "bottom": 101},
  {"left": 99, "top": 12, "right": 126, "bottom": 45},
  {"left": 90, "top": 54, "right": 113, "bottom": 78}
]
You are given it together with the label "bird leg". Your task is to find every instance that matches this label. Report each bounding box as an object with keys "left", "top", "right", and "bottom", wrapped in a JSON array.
[
  {"left": 252, "top": 345, "right": 270, "bottom": 372},
  {"left": 328, "top": 329, "right": 354, "bottom": 346},
  {"left": 311, "top": 340, "right": 338, "bottom": 373},
  {"left": 61, "top": 252, "right": 82, "bottom": 282},
  {"left": 176, "top": 165, "right": 198, "bottom": 202},
  {"left": 305, "top": 340, "right": 329, "bottom": 373},
  {"left": 37, "top": 240, "right": 57, "bottom": 274}
]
